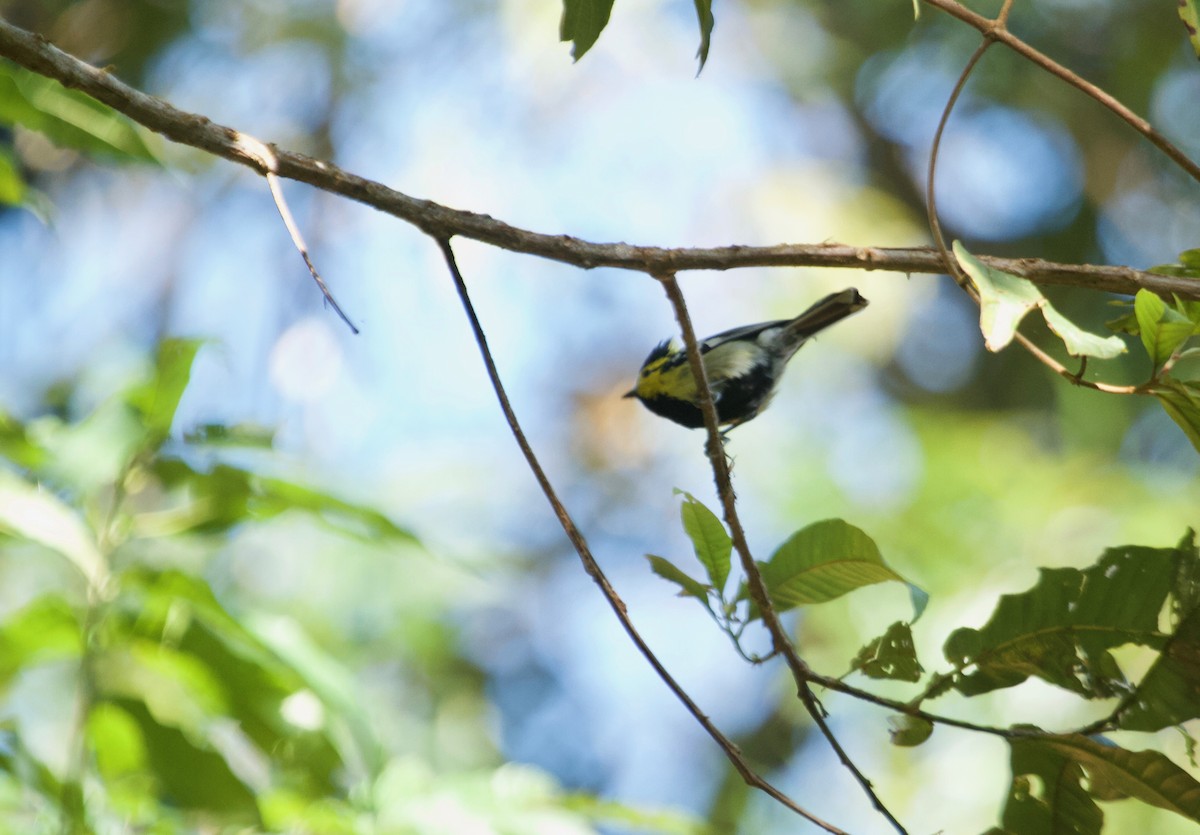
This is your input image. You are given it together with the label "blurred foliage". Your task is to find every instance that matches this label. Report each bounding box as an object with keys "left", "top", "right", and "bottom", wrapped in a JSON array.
[{"left": 0, "top": 342, "right": 680, "bottom": 833}]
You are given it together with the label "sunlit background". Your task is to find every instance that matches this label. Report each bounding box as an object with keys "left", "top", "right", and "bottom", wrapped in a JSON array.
[{"left": 1, "top": 0, "right": 1199, "bottom": 831}]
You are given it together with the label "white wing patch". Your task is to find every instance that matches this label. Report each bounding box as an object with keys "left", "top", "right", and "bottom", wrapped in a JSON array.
[{"left": 703, "top": 339, "right": 764, "bottom": 382}]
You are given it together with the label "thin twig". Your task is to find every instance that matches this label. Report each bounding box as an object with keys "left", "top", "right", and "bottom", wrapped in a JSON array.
[
  {"left": 231, "top": 133, "right": 359, "bottom": 334},
  {"left": 924, "top": 24, "right": 1144, "bottom": 396},
  {"left": 436, "top": 238, "right": 847, "bottom": 834},
  {"left": 656, "top": 273, "right": 908, "bottom": 835},
  {"left": 921, "top": 0, "right": 1200, "bottom": 185},
  {"left": 0, "top": 19, "right": 1193, "bottom": 300}
]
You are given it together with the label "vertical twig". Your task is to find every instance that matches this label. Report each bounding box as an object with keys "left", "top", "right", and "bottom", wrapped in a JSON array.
[
  {"left": 655, "top": 272, "right": 908, "bottom": 835},
  {"left": 436, "top": 238, "right": 847, "bottom": 834}
]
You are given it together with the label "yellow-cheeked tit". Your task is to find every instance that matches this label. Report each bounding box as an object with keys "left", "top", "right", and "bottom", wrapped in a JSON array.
[{"left": 624, "top": 288, "right": 868, "bottom": 429}]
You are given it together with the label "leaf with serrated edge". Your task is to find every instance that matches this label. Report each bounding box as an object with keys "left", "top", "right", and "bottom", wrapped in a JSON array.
[
  {"left": 676, "top": 491, "right": 731, "bottom": 593},
  {"left": 954, "top": 241, "right": 1044, "bottom": 351}
]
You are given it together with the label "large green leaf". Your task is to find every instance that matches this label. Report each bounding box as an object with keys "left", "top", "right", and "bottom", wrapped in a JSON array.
[
  {"left": 1040, "top": 304, "right": 1126, "bottom": 360},
  {"left": 0, "top": 60, "right": 159, "bottom": 162},
  {"left": 1045, "top": 734, "right": 1200, "bottom": 823},
  {"left": 944, "top": 545, "right": 1175, "bottom": 698},
  {"left": 676, "top": 490, "right": 731, "bottom": 593},
  {"left": 1119, "top": 607, "right": 1200, "bottom": 732},
  {"left": 560, "top": 0, "right": 615, "bottom": 61},
  {"left": 755, "top": 519, "right": 926, "bottom": 620}
]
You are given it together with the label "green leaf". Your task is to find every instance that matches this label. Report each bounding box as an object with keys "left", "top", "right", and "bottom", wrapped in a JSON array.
[
  {"left": 1043, "top": 734, "right": 1200, "bottom": 824},
  {"left": 1134, "top": 290, "right": 1194, "bottom": 370},
  {"left": 0, "top": 146, "right": 26, "bottom": 205},
  {"left": 850, "top": 621, "right": 924, "bottom": 682},
  {"left": 676, "top": 490, "right": 731, "bottom": 593},
  {"left": 0, "top": 60, "right": 159, "bottom": 162},
  {"left": 693, "top": 0, "right": 714, "bottom": 71},
  {"left": 888, "top": 714, "right": 933, "bottom": 747},
  {"left": 1179, "top": 0, "right": 1200, "bottom": 59},
  {"left": 646, "top": 555, "right": 711, "bottom": 603},
  {"left": 560, "top": 0, "right": 615, "bottom": 61},
  {"left": 126, "top": 338, "right": 203, "bottom": 439},
  {"left": 944, "top": 545, "right": 1176, "bottom": 698},
  {"left": 254, "top": 475, "right": 418, "bottom": 543},
  {"left": 1119, "top": 606, "right": 1200, "bottom": 732},
  {"left": 998, "top": 735, "right": 1103, "bottom": 835},
  {"left": 1151, "top": 379, "right": 1200, "bottom": 454},
  {"left": 756, "top": 519, "right": 926, "bottom": 621},
  {"left": 954, "top": 241, "right": 1043, "bottom": 351},
  {"left": 1041, "top": 304, "right": 1126, "bottom": 359},
  {"left": 0, "top": 468, "right": 108, "bottom": 588},
  {"left": 0, "top": 596, "right": 82, "bottom": 686}
]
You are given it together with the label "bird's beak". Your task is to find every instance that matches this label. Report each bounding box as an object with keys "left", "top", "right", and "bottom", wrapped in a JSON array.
[{"left": 623, "top": 388, "right": 637, "bottom": 399}]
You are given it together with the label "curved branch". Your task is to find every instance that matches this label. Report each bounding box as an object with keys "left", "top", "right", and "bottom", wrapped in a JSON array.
[
  {"left": 0, "top": 18, "right": 1194, "bottom": 300},
  {"left": 437, "top": 239, "right": 848, "bottom": 835},
  {"left": 921, "top": 0, "right": 1200, "bottom": 184}
]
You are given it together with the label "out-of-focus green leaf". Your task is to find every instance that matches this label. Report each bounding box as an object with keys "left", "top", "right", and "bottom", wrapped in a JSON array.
[
  {"left": 675, "top": 490, "right": 730, "bottom": 593},
  {"left": 944, "top": 545, "right": 1175, "bottom": 698},
  {"left": 646, "top": 555, "right": 711, "bottom": 603},
  {"left": 253, "top": 475, "right": 418, "bottom": 543},
  {"left": 92, "top": 642, "right": 229, "bottom": 736},
  {"left": 1151, "top": 379, "right": 1200, "bottom": 454},
  {"left": 1150, "top": 248, "right": 1200, "bottom": 278},
  {"left": 0, "top": 410, "right": 47, "bottom": 470},
  {"left": 26, "top": 399, "right": 144, "bottom": 496},
  {"left": 850, "top": 621, "right": 923, "bottom": 682},
  {"left": 998, "top": 734, "right": 1103, "bottom": 835},
  {"left": 0, "top": 61, "right": 158, "bottom": 162},
  {"left": 1178, "top": 0, "right": 1200, "bottom": 59},
  {"left": 126, "top": 338, "right": 203, "bottom": 440},
  {"left": 560, "top": 0, "right": 615, "bottom": 61},
  {"left": 693, "top": 0, "right": 714, "bottom": 71},
  {"left": 0, "top": 147, "right": 25, "bottom": 205},
  {"left": 888, "top": 714, "right": 933, "bottom": 747},
  {"left": 0, "top": 468, "right": 107, "bottom": 588},
  {"left": 0, "top": 596, "right": 82, "bottom": 686},
  {"left": 954, "top": 241, "right": 1042, "bottom": 351},
  {"left": 245, "top": 614, "right": 385, "bottom": 779},
  {"left": 755, "top": 519, "right": 926, "bottom": 621},
  {"left": 183, "top": 422, "right": 276, "bottom": 448},
  {"left": 1041, "top": 304, "right": 1126, "bottom": 359},
  {"left": 113, "top": 698, "right": 260, "bottom": 821},
  {"left": 1135, "top": 290, "right": 1195, "bottom": 370}
]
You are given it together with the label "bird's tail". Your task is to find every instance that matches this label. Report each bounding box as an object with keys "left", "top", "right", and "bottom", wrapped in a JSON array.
[{"left": 784, "top": 287, "right": 869, "bottom": 340}]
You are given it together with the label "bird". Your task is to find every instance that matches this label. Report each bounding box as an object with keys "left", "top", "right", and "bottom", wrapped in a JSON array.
[{"left": 624, "top": 288, "right": 868, "bottom": 430}]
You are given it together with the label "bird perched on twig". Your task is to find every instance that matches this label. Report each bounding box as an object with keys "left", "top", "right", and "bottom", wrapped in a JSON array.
[{"left": 624, "top": 288, "right": 868, "bottom": 430}]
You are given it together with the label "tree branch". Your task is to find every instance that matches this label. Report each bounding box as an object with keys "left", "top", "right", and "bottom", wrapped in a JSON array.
[
  {"left": 0, "top": 17, "right": 1195, "bottom": 301},
  {"left": 437, "top": 238, "right": 848, "bottom": 835},
  {"left": 920, "top": 0, "right": 1200, "bottom": 185}
]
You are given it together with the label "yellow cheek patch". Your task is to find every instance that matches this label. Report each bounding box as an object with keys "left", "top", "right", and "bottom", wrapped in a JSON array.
[{"left": 636, "top": 357, "right": 698, "bottom": 400}]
